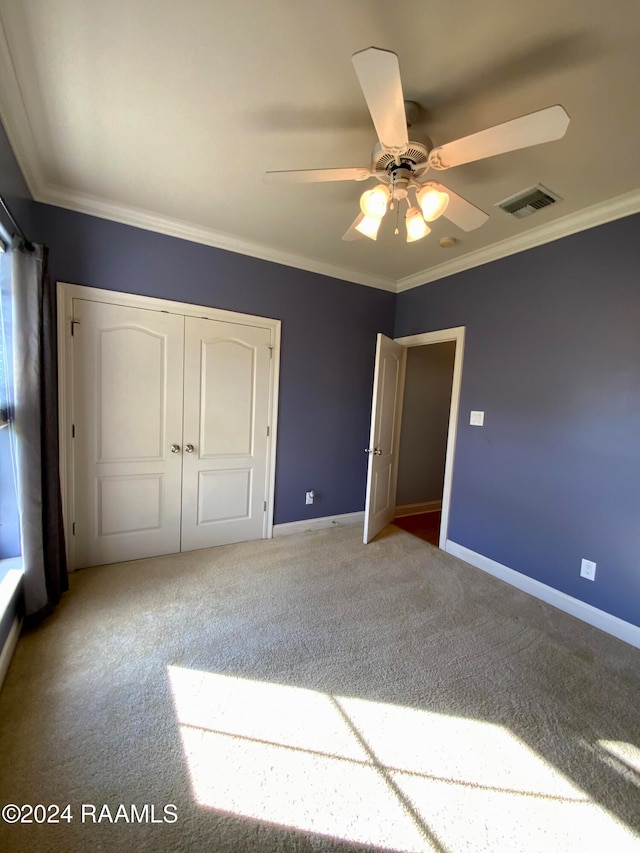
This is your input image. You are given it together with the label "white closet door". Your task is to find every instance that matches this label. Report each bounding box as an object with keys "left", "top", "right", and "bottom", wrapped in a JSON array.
[
  {"left": 72, "top": 299, "right": 184, "bottom": 567},
  {"left": 181, "top": 317, "right": 272, "bottom": 551}
]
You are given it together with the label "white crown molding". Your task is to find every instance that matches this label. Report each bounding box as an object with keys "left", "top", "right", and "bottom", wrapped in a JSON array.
[
  {"left": 0, "top": 16, "right": 45, "bottom": 198},
  {"left": 32, "top": 180, "right": 640, "bottom": 296},
  {"left": 0, "top": 9, "right": 392, "bottom": 291},
  {"left": 2, "top": 5, "right": 639, "bottom": 296},
  {"left": 397, "top": 189, "right": 640, "bottom": 292},
  {"left": 35, "top": 183, "right": 397, "bottom": 292}
]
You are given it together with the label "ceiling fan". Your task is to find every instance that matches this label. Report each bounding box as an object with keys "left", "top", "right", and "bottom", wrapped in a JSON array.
[{"left": 265, "top": 47, "right": 570, "bottom": 243}]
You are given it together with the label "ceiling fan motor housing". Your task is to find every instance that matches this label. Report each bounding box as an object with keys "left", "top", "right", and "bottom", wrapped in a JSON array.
[{"left": 372, "top": 138, "right": 432, "bottom": 186}]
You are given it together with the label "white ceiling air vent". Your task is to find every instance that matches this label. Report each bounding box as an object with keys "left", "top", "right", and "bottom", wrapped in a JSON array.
[{"left": 497, "top": 184, "right": 562, "bottom": 219}]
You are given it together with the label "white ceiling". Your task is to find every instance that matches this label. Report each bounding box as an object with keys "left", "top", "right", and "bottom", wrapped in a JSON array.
[{"left": 1, "top": 0, "right": 640, "bottom": 291}]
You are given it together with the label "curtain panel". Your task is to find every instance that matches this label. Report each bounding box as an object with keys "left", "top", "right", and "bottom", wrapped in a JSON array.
[{"left": 9, "top": 237, "right": 67, "bottom": 617}]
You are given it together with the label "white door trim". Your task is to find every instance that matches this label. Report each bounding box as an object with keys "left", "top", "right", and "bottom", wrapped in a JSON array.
[
  {"left": 394, "top": 327, "right": 465, "bottom": 549},
  {"left": 57, "top": 282, "right": 281, "bottom": 568}
]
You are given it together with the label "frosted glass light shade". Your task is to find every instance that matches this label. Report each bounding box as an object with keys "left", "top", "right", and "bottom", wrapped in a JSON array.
[
  {"left": 416, "top": 186, "right": 449, "bottom": 221},
  {"left": 406, "top": 208, "right": 430, "bottom": 242},
  {"left": 356, "top": 214, "right": 382, "bottom": 240},
  {"left": 360, "top": 185, "right": 390, "bottom": 218}
]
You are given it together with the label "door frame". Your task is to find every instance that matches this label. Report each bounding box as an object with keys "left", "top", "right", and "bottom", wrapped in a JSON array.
[
  {"left": 394, "top": 327, "right": 465, "bottom": 549},
  {"left": 57, "top": 282, "right": 281, "bottom": 569}
]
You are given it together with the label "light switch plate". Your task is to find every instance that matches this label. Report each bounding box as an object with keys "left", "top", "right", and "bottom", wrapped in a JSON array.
[{"left": 470, "top": 411, "right": 484, "bottom": 426}]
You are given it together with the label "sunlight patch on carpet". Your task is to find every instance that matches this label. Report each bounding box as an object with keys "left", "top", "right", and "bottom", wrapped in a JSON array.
[
  {"left": 598, "top": 740, "right": 640, "bottom": 780},
  {"left": 168, "top": 666, "right": 639, "bottom": 852}
]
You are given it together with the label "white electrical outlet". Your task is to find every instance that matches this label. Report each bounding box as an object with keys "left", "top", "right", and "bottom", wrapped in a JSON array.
[
  {"left": 470, "top": 411, "right": 484, "bottom": 426},
  {"left": 305, "top": 491, "right": 314, "bottom": 505},
  {"left": 580, "top": 558, "right": 597, "bottom": 581}
]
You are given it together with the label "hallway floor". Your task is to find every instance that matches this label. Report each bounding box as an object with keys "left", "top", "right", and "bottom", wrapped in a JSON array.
[{"left": 392, "top": 511, "right": 441, "bottom": 546}]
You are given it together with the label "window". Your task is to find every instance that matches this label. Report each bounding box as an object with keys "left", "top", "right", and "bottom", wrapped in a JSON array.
[
  {"left": 0, "top": 251, "right": 10, "bottom": 428},
  {"left": 0, "top": 246, "right": 20, "bottom": 559}
]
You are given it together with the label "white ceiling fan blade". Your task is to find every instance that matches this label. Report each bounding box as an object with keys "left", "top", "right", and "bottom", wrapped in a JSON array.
[
  {"left": 264, "top": 167, "right": 372, "bottom": 184},
  {"left": 352, "top": 47, "right": 409, "bottom": 156},
  {"left": 425, "top": 181, "right": 489, "bottom": 231},
  {"left": 342, "top": 213, "right": 365, "bottom": 241},
  {"left": 428, "top": 105, "right": 570, "bottom": 170}
]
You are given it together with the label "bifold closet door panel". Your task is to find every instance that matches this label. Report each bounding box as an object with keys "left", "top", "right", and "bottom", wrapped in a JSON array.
[
  {"left": 180, "top": 316, "right": 272, "bottom": 551},
  {"left": 71, "top": 299, "right": 185, "bottom": 567}
]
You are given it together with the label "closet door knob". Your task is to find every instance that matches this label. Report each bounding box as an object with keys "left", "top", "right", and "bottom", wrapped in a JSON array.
[
  {"left": 185, "top": 444, "right": 195, "bottom": 453},
  {"left": 170, "top": 444, "right": 181, "bottom": 453}
]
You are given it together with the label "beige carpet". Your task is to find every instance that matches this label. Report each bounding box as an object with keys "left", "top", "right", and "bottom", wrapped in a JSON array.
[{"left": 0, "top": 524, "right": 639, "bottom": 852}]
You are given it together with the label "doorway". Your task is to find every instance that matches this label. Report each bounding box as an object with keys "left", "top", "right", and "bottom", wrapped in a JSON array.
[
  {"left": 363, "top": 328, "right": 464, "bottom": 547},
  {"left": 394, "top": 340, "right": 456, "bottom": 545}
]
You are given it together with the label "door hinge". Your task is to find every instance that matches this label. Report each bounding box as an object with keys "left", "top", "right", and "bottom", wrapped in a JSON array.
[
  {"left": 268, "top": 345, "right": 273, "bottom": 359},
  {"left": 71, "top": 319, "right": 80, "bottom": 336},
  {"left": 72, "top": 424, "right": 75, "bottom": 438},
  {"left": 72, "top": 522, "right": 76, "bottom": 535},
  {"left": 264, "top": 501, "right": 267, "bottom": 511},
  {"left": 266, "top": 425, "right": 270, "bottom": 437}
]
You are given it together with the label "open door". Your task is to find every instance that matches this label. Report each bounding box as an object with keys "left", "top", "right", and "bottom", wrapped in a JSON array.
[{"left": 363, "top": 334, "right": 407, "bottom": 543}]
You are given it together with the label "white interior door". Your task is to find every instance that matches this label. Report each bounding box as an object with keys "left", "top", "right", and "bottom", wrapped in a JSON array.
[
  {"left": 180, "top": 317, "right": 272, "bottom": 551},
  {"left": 72, "top": 299, "right": 185, "bottom": 567},
  {"left": 363, "top": 333, "right": 406, "bottom": 543}
]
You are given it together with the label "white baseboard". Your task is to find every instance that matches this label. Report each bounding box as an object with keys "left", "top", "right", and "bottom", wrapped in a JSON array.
[
  {"left": 273, "top": 511, "right": 365, "bottom": 538},
  {"left": 446, "top": 540, "right": 640, "bottom": 650},
  {"left": 0, "top": 617, "right": 21, "bottom": 692},
  {"left": 394, "top": 501, "right": 442, "bottom": 518}
]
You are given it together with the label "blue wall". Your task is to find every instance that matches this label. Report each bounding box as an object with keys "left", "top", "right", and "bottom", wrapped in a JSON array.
[
  {"left": 395, "top": 215, "right": 640, "bottom": 628},
  {"left": 30, "top": 203, "right": 395, "bottom": 525},
  {"left": 4, "top": 114, "right": 640, "bottom": 631}
]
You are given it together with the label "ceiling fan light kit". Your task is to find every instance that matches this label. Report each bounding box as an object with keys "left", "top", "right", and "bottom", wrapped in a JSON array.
[
  {"left": 406, "top": 208, "right": 431, "bottom": 242},
  {"left": 360, "top": 185, "right": 390, "bottom": 217},
  {"left": 265, "top": 46, "right": 570, "bottom": 246},
  {"left": 416, "top": 186, "right": 450, "bottom": 222},
  {"left": 355, "top": 214, "right": 383, "bottom": 240}
]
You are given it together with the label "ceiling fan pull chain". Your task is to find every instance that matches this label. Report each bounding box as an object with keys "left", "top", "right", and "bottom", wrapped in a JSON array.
[{"left": 394, "top": 202, "right": 400, "bottom": 235}]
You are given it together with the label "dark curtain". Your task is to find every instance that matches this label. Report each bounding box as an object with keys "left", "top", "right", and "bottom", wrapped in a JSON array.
[{"left": 9, "top": 237, "right": 67, "bottom": 617}]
